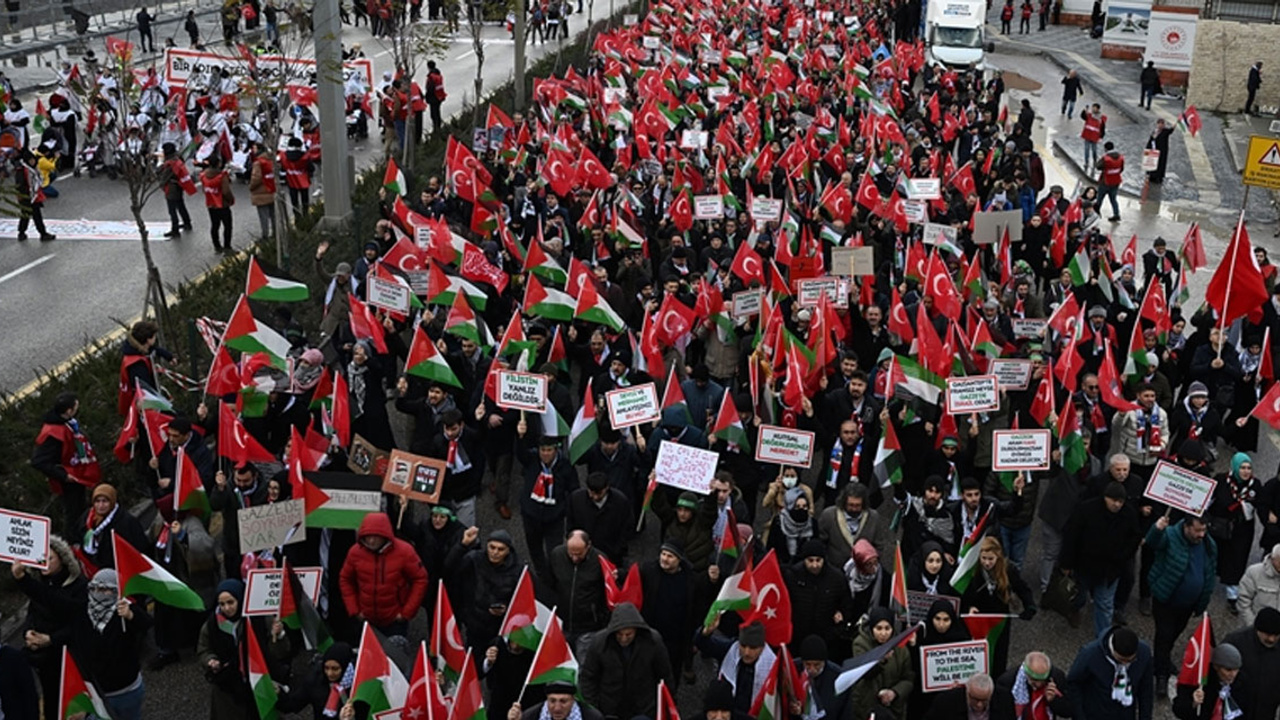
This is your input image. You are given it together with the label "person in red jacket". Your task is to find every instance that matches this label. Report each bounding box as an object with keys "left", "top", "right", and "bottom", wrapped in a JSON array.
[
  {"left": 339, "top": 513, "right": 428, "bottom": 639},
  {"left": 1094, "top": 141, "right": 1124, "bottom": 223},
  {"left": 1080, "top": 103, "right": 1106, "bottom": 172},
  {"left": 200, "top": 155, "right": 234, "bottom": 253},
  {"left": 278, "top": 137, "right": 313, "bottom": 221},
  {"left": 31, "top": 392, "right": 103, "bottom": 531}
]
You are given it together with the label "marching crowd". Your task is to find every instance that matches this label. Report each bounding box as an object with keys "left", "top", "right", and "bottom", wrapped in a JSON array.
[{"left": 8, "top": 0, "right": 1280, "bottom": 716}]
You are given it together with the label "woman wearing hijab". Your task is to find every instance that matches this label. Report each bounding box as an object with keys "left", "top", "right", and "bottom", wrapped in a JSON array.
[
  {"left": 849, "top": 607, "right": 914, "bottom": 720},
  {"left": 11, "top": 534, "right": 87, "bottom": 718},
  {"left": 908, "top": 600, "right": 970, "bottom": 720},
  {"left": 764, "top": 487, "right": 818, "bottom": 565},
  {"left": 1230, "top": 334, "right": 1266, "bottom": 453},
  {"left": 843, "top": 539, "right": 885, "bottom": 621},
  {"left": 960, "top": 536, "right": 1036, "bottom": 676},
  {"left": 71, "top": 568, "right": 152, "bottom": 720},
  {"left": 198, "top": 579, "right": 294, "bottom": 719},
  {"left": 346, "top": 339, "right": 397, "bottom": 451},
  {"left": 906, "top": 541, "right": 957, "bottom": 598},
  {"left": 77, "top": 483, "right": 149, "bottom": 571},
  {"left": 280, "top": 642, "right": 356, "bottom": 719},
  {"left": 1211, "top": 453, "right": 1263, "bottom": 615}
]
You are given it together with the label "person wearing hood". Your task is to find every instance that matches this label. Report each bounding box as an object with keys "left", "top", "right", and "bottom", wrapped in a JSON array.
[
  {"left": 198, "top": 578, "right": 292, "bottom": 719},
  {"left": 849, "top": 607, "right": 915, "bottom": 720},
  {"left": 1172, "top": 643, "right": 1246, "bottom": 720},
  {"left": 352, "top": 240, "right": 382, "bottom": 299},
  {"left": 1210, "top": 452, "right": 1263, "bottom": 614},
  {"left": 11, "top": 534, "right": 87, "bottom": 718},
  {"left": 1066, "top": 626, "right": 1154, "bottom": 720},
  {"left": 72, "top": 568, "right": 153, "bottom": 720},
  {"left": 454, "top": 528, "right": 524, "bottom": 648},
  {"left": 784, "top": 539, "right": 852, "bottom": 660},
  {"left": 909, "top": 599, "right": 970, "bottom": 720},
  {"left": 340, "top": 512, "right": 428, "bottom": 638},
  {"left": 279, "top": 642, "right": 356, "bottom": 719},
  {"left": 78, "top": 482, "right": 149, "bottom": 571},
  {"left": 794, "top": 635, "right": 847, "bottom": 720},
  {"left": 906, "top": 541, "right": 957, "bottom": 597},
  {"left": 695, "top": 620, "right": 777, "bottom": 713},
  {"left": 764, "top": 486, "right": 818, "bottom": 565},
  {"left": 31, "top": 391, "right": 102, "bottom": 531},
  {"left": 646, "top": 404, "right": 710, "bottom": 461},
  {"left": 580, "top": 602, "right": 674, "bottom": 718},
  {"left": 514, "top": 425, "right": 577, "bottom": 578},
  {"left": 640, "top": 540, "right": 698, "bottom": 687},
  {"left": 663, "top": 490, "right": 716, "bottom": 571},
  {"left": 210, "top": 461, "right": 271, "bottom": 580}
]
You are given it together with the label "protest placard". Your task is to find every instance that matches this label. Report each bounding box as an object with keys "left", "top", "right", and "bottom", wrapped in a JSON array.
[
  {"left": 680, "top": 130, "right": 709, "bottom": 149},
  {"left": 908, "top": 178, "right": 942, "bottom": 200},
  {"left": 623, "top": 13, "right": 638, "bottom": 24},
  {"left": 750, "top": 197, "right": 783, "bottom": 222},
  {"left": 754, "top": 425, "right": 816, "bottom": 467},
  {"left": 1144, "top": 460, "right": 1218, "bottom": 516},
  {"left": 347, "top": 434, "right": 390, "bottom": 476},
  {"left": 694, "top": 195, "right": 724, "bottom": 219},
  {"left": 642, "top": 35, "right": 660, "bottom": 48},
  {"left": 699, "top": 49, "right": 723, "bottom": 64},
  {"left": 1142, "top": 149, "right": 1160, "bottom": 172},
  {"left": 907, "top": 591, "right": 960, "bottom": 626},
  {"left": 606, "top": 383, "right": 661, "bottom": 429},
  {"left": 989, "top": 359, "right": 1033, "bottom": 390},
  {"left": 654, "top": 440, "right": 719, "bottom": 493},
  {"left": 922, "top": 222, "right": 958, "bottom": 248},
  {"left": 496, "top": 370, "right": 548, "bottom": 413},
  {"left": 382, "top": 450, "right": 448, "bottom": 505},
  {"left": 1011, "top": 318, "right": 1048, "bottom": 339},
  {"left": 946, "top": 376, "right": 1000, "bottom": 414},
  {"left": 366, "top": 275, "right": 411, "bottom": 315},
  {"left": 921, "top": 640, "right": 989, "bottom": 692},
  {"left": 243, "top": 566, "right": 323, "bottom": 616},
  {"left": 903, "top": 199, "right": 927, "bottom": 224},
  {"left": 992, "top": 429, "right": 1052, "bottom": 472},
  {"left": 796, "top": 277, "right": 850, "bottom": 308},
  {"left": 731, "top": 288, "right": 764, "bottom": 318},
  {"left": 238, "top": 499, "right": 306, "bottom": 555},
  {"left": 304, "top": 471, "right": 384, "bottom": 530},
  {"left": 973, "top": 209, "right": 1023, "bottom": 244},
  {"left": 0, "top": 509, "right": 51, "bottom": 570}
]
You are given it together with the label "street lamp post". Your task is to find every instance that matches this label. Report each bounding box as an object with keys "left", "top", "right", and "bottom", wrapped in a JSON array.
[{"left": 314, "top": 0, "right": 353, "bottom": 229}]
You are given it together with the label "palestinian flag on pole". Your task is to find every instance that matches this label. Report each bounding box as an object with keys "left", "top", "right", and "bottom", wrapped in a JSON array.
[
  {"left": 660, "top": 365, "right": 692, "bottom": 423},
  {"left": 431, "top": 579, "right": 468, "bottom": 681},
  {"left": 246, "top": 616, "right": 281, "bottom": 720},
  {"left": 835, "top": 625, "right": 921, "bottom": 694},
  {"left": 426, "top": 262, "right": 489, "bottom": 311},
  {"left": 113, "top": 531, "right": 204, "bottom": 610},
  {"left": 703, "top": 556, "right": 756, "bottom": 626},
  {"left": 384, "top": 156, "right": 408, "bottom": 196},
  {"left": 501, "top": 566, "right": 553, "bottom": 651},
  {"left": 539, "top": 403, "right": 571, "bottom": 438},
  {"left": 893, "top": 355, "right": 946, "bottom": 414},
  {"left": 524, "top": 238, "right": 569, "bottom": 286},
  {"left": 497, "top": 310, "right": 537, "bottom": 360},
  {"left": 523, "top": 612, "right": 579, "bottom": 687},
  {"left": 574, "top": 277, "right": 627, "bottom": 332},
  {"left": 353, "top": 623, "right": 409, "bottom": 713},
  {"left": 406, "top": 325, "right": 463, "bottom": 388},
  {"left": 225, "top": 294, "right": 292, "bottom": 368},
  {"left": 750, "top": 660, "right": 781, "bottom": 720},
  {"left": 173, "top": 446, "right": 210, "bottom": 519},
  {"left": 135, "top": 379, "right": 174, "bottom": 412},
  {"left": 246, "top": 256, "right": 309, "bottom": 302},
  {"left": 448, "top": 650, "right": 487, "bottom": 720},
  {"left": 279, "top": 559, "right": 333, "bottom": 652},
  {"left": 60, "top": 647, "right": 110, "bottom": 720},
  {"left": 873, "top": 420, "right": 904, "bottom": 488},
  {"left": 568, "top": 378, "right": 598, "bottom": 463},
  {"left": 1067, "top": 245, "right": 1092, "bottom": 286},
  {"left": 523, "top": 273, "right": 576, "bottom": 323},
  {"left": 1057, "top": 394, "right": 1089, "bottom": 476},
  {"left": 443, "top": 292, "right": 485, "bottom": 345},
  {"left": 710, "top": 391, "right": 750, "bottom": 450},
  {"left": 961, "top": 614, "right": 1012, "bottom": 662},
  {"left": 949, "top": 508, "right": 994, "bottom": 595}
]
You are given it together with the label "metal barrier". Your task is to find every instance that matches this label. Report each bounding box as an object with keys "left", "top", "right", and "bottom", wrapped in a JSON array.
[{"left": 1206, "top": 0, "right": 1280, "bottom": 21}]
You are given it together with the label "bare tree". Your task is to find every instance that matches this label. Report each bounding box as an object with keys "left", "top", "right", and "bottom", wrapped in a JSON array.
[{"left": 374, "top": 14, "right": 449, "bottom": 171}]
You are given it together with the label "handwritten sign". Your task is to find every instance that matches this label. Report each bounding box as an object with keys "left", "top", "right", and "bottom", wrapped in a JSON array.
[
  {"left": 1144, "top": 460, "right": 1217, "bottom": 516},
  {"left": 921, "top": 640, "right": 989, "bottom": 692},
  {"left": 830, "top": 246, "right": 874, "bottom": 277},
  {"left": 946, "top": 375, "right": 1000, "bottom": 414},
  {"left": 366, "top": 275, "right": 411, "bottom": 315},
  {"left": 755, "top": 425, "right": 816, "bottom": 467},
  {"left": 796, "top": 277, "right": 850, "bottom": 308},
  {"left": 907, "top": 591, "right": 960, "bottom": 626},
  {"left": 922, "top": 222, "right": 958, "bottom": 248},
  {"left": 238, "top": 499, "right": 306, "bottom": 555},
  {"left": 0, "top": 509, "right": 51, "bottom": 570},
  {"left": 992, "top": 429, "right": 1052, "bottom": 472},
  {"left": 989, "top": 359, "right": 1033, "bottom": 390},
  {"left": 750, "top": 197, "right": 783, "bottom": 222},
  {"left": 496, "top": 370, "right": 548, "bottom": 413},
  {"left": 243, "top": 566, "right": 323, "bottom": 616},
  {"left": 694, "top": 194, "right": 724, "bottom": 219},
  {"left": 1011, "top": 318, "right": 1048, "bottom": 339},
  {"left": 606, "top": 383, "right": 661, "bottom": 429},
  {"left": 731, "top": 289, "right": 763, "bottom": 319},
  {"left": 908, "top": 178, "right": 942, "bottom": 200},
  {"left": 654, "top": 440, "right": 719, "bottom": 493},
  {"left": 382, "top": 450, "right": 448, "bottom": 504}
]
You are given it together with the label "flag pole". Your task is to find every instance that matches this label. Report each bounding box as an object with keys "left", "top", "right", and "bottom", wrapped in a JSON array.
[{"left": 1217, "top": 208, "right": 1247, "bottom": 360}]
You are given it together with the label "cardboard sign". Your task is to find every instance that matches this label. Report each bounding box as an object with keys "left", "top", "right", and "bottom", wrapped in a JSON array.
[
  {"left": 1011, "top": 318, "right": 1048, "bottom": 339},
  {"left": 921, "top": 640, "right": 990, "bottom": 692},
  {"left": 680, "top": 130, "right": 709, "bottom": 149},
  {"left": 992, "top": 429, "right": 1052, "bottom": 472},
  {"left": 732, "top": 288, "right": 764, "bottom": 318},
  {"left": 366, "top": 275, "right": 411, "bottom": 315},
  {"left": 496, "top": 370, "right": 548, "bottom": 413},
  {"left": 907, "top": 591, "right": 960, "bottom": 626},
  {"left": 304, "top": 471, "right": 384, "bottom": 530},
  {"left": 606, "top": 383, "right": 661, "bottom": 429},
  {"left": 754, "top": 425, "right": 816, "bottom": 467},
  {"left": 654, "top": 440, "right": 719, "bottom": 493},
  {"left": 972, "top": 209, "right": 1023, "bottom": 245},
  {"left": 1144, "top": 460, "right": 1218, "bottom": 516},
  {"left": 1142, "top": 149, "right": 1160, "bottom": 172},
  {"left": 922, "top": 222, "right": 958, "bottom": 248},
  {"left": 902, "top": 199, "right": 927, "bottom": 224},
  {"left": 796, "top": 277, "right": 850, "bottom": 308},
  {"left": 750, "top": 197, "right": 783, "bottom": 222},
  {"left": 406, "top": 270, "right": 429, "bottom": 296},
  {"left": 946, "top": 375, "right": 1000, "bottom": 414},
  {"left": 243, "top": 566, "right": 323, "bottom": 616},
  {"left": 989, "top": 359, "right": 1033, "bottom": 390},
  {"left": 694, "top": 194, "right": 724, "bottom": 219},
  {"left": 238, "top": 499, "right": 306, "bottom": 555},
  {"left": 382, "top": 450, "right": 448, "bottom": 504},
  {"left": 347, "top": 434, "right": 390, "bottom": 476},
  {"left": 908, "top": 178, "right": 942, "bottom": 200},
  {"left": 0, "top": 509, "right": 51, "bottom": 570}
]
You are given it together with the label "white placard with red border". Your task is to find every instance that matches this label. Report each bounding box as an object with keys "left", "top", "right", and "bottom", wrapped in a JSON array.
[
  {"left": 921, "top": 640, "right": 989, "bottom": 692},
  {"left": 694, "top": 195, "right": 724, "bottom": 219},
  {"left": 946, "top": 375, "right": 1000, "bottom": 414},
  {"left": 754, "top": 425, "right": 816, "bottom": 467},
  {"left": 1144, "top": 460, "right": 1218, "bottom": 517},
  {"left": 162, "top": 48, "right": 374, "bottom": 91},
  {"left": 243, "top": 566, "right": 324, "bottom": 616},
  {"left": 795, "top": 277, "right": 850, "bottom": 308},
  {"left": 606, "top": 383, "right": 661, "bottom": 429},
  {"left": 654, "top": 440, "right": 719, "bottom": 493},
  {"left": 0, "top": 509, "right": 51, "bottom": 571},
  {"left": 496, "top": 370, "right": 548, "bottom": 413},
  {"left": 992, "top": 429, "right": 1052, "bottom": 472},
  {"left": 366, "top": 275, "right": 412, "bottom": 315},
  {"left": 989, "top": 359, "right": 1033, "bottom": 390}
]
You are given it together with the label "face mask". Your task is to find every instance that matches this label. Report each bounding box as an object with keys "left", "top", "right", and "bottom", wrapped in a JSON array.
[
  {"left": 782, "top": 475, "right": 798, "bottom": 489},
  {"left": 788, "top": 508, "right": 809, "bottom": 523}
]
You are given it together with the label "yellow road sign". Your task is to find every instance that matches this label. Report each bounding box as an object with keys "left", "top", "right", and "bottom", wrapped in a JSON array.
[{"left": 1244, "top": 135, "right": 1280, "bottom": 190}]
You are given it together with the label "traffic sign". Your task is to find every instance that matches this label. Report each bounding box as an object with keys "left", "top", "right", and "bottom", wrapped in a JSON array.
[{"left": 1243, "top": 135, "right": 1280, "bottom": 189}]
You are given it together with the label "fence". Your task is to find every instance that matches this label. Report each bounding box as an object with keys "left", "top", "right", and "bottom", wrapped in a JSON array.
[{"left": 1205, "top": 0, "right": 1280, "bottom": 22}]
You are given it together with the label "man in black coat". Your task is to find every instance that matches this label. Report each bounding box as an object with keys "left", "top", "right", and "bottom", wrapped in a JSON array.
[
  {"left": 1223, "top": 607, "right": 1280, "bottom": 720},
  {"left": 579, "top": 603, "right": 674, "bottom": 718},
  {"left": 546, "top": 530, "right": 608, "bottom": 643},
  {"left": 454, "top": 528, "right": 524, "bottom": 649},
  {"left": 151, "top": 417, "right": 216, "bottom": 506},
  {"left": 1247, "top": 61, "right": 1263, "bottom": 115},
  {"left": 795, "top": 635, "right": 848, "bottom": 720},
  {"left": 784, "top": 541, "right": 853, "bottom": 661},
  {"left": 1141, "top": 237, "right": 1180, "bottom": 297},
  {"left": 208, "top": 461, "right": 269, "bottom": 579},
  {"left": 1061, "top": 481, "right": 1142, "bottom": 634},
  {"left": 566, "top": 473, "right": 634, "bottom": 563},
  {"left": 926, "top": 673, "right": 1016, "bottom": 720},
  {"left": 514, "top": 424, "right": 576, "bottom": 578},
  {"left": 996, "top": 651, "right": 1072, "bottom": 719},
  {"left": 508, "top": 681, "right": 604, "bottom": 720},
  {"left": 426, "top": 408, "right": 486, "bottom": 527},
  {"left": 577, "top": 426, "right": 645, "bottom": 513}
]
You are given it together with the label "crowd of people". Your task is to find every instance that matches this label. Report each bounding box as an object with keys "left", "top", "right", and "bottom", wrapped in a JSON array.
[{"left": 9, "top": 0, "right": 1280, "bottom": 717}]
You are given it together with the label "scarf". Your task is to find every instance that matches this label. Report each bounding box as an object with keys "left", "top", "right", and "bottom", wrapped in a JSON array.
[
  {"left": 322, "top": 671, "right": 352, "bottom": 718},
  {"left": 1241, "top": 350, "right": 1261, "bottom": 376},
  {"left": 87, "top": 574, "right": 119, "bottom": 632},
  {"left": 1135, "top": 406, "right": 1161, "bottom": 452},
  {"left": 540, "top": 700, "right": 583, "bottom": 720},
  {"left": 1183, "top": 398, "right": 1206, "bottom": 439},
  {"left": 1215, "top": 684, "right": 1242, "bottom": 720},
  {"left": 84, "top": 504, "right": 118, "bottom": 554},
  {"left": 66, "top": 418, "right": 99, "bottom": 468},
  {"left": 347, "top": 362, "right": 369, "bottom": 419},
  {"left": 826, "top": 443, "right": 843, "bottom": 489},
  {"left": 531, "top": 461, "right": 557, "bottom": 505},
  {"left": 1087, "top": 398, "right": 1108, "bottom": 433},
  {"left": 778, "top": 488, "right": 813, "bottom": 556},
  {"left": 921, "top": 570, "right": 940, "bottom": 594},
  {"left": 1105, "top": 639, "right": 1133, "bottom": 707},
  {"left": 1010, "top": 665, "right": 1052, "bottom": 720}
]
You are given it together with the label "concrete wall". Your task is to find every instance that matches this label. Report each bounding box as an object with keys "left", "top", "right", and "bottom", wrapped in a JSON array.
[{"left": 1187, "top": 19, "right": 1280, "bottom": 112}]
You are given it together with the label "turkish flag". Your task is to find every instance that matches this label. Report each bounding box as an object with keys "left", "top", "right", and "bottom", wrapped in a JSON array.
[
  {"left": 1206, "top": 215, "right": 1269, "bottom": 326},
  {"left": 1251, "top": 382, "right": 1280, "bottom": 429},
  {"left": 855, "top": 171, "right": 882, "bottom": 211},
  {"left": 949, "top": 162, "right": 976, "bottom": 197},
  {"left": 746, "top": 550, "right": 791, "bottom": 645},
  {"left": 217, "top": 402, "right": 275, "bottom": 463},
  {"left": 670, "top": 190, "right": 694, "bottom": 233},
  {"left": 889, "top": 286, "right": 915, "bottom": 344},
  {"left": 818, "top": 182, "right": 853, "bottom": 224},
  {"left": 575, "top": 146, "right": 614, "bottom": 190},
  {"left": 924, "top": 251, "right": 962, "bottom": 321},
  {"left": 383, "top": 234, "right": 427, "bottom": 273},
  {"left": 655, "top": 294, "right": 697, "bottom": 347},
  {"left": 730, "top": 239, "right": 765, "bottom": 286},
  {"left": 542, "top": 148, "right": 576, "bottom": 197}
]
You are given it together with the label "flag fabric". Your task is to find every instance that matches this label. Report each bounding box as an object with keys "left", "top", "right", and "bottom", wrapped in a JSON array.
[
  {"left": 246, "top": 617, "right": 281, "bottom": 720},
  {"left": 568, "top": 378, "right": 599, "bottom": 463},
  {"left": 384, "top": 157, "right": 408, "bottom": 196},
  {"left": 246, "top": 256, "right": 309, "bottom": 302},
  {"left": 218, "top": 402, "right": 275, "bottom": 464},
  {"left": 405, "top": 641, "right": 451, "bottom": 720},
  {"left": 406, "top": 325, "right": 463, "bottom": 388},
  {"left": 524, "top": 612, "right": 580, "bottom": 686},
  {"left": 1177, "top": 106, "right": 1202, "bottom": 137},
  {"left": 1058, "top": 395, "right": 1089, "bottom": 475},
  {"left": 710, "top": 391, "right": 751, "bottom": 450},
  {"left": 599, "top": 554, "right": 644, "bottom": 610},
  {"left": 574, "top": 277, "right": 627, "bottom": 332},
  {"left": 205, "top": 343, "right": 239, "bottom": 397},
  {"left": 431, "top": 579, "right": 468, "bottom": 681},
  {"left": 750, "top": 658, "right": 782, "bottom": 720},
  {"left": 835, "top": 624, "right": 920, "bottom": 694},
  {"left": 949, "top": 508, "right": 993, "bottom": 595},
  {"left": 173, "top": 446, "right": 210, "bottom": 518},
  {"left": 1067, "top": 245, "right": 1091, "bottom": 286},
  {"left": 890, "top": 542, "right": 909, "bottom": 623},
  {"left": 353, "top": 623, "right": 409, "bottom": 713},
  {"left": 660, "top": 364, "right": 692, "bottom": 423},
  {"left": 1177, "top": 614, "right": 1214, "bottom": 686},
  {"left": 59, "top": 647, "right": 110, "bottom": 720},
  {"left": 501, "top": 566, "right": 553, "bottom": 651},
  {"left": 114, "top": 404, "right": 139, "bottom": 464},
  {"left": 657, "top": 681, "right": 681, "bottom": 720},
  {"left": 1205, "top": 213, "right": 1269, "bottom": 326},
  {"left": 747, "top": 550, "right": 791, "bottom": 645},
  {"left": 426, "top": 262, "right": 490, "bottom": 311},
  {"left": 448, "top": 650, "right": 487, "bottom": 720},
  {"left": 224, "top": 294, "right": 292, "bottom": 367},
  {"left": 523, "top": 273, "right": 577, "bottom": 323},
  {"left": 873, "top": 420, "right": 905, "bottom": 488},
  {"left": 1250, "top": 381, "right": 1280, "bottom": 429},
  {"left": 348, "top": 294, "right": 389, "bottom": 354},
  {"left": 279, "top": 559, "right": 333, "bottom": 652},
  {"left": 1180, "top": 222, "right": 1208, "bottom": 273},
  {"left": 704, "top": 557, "right": 756, "bottom": 625},
  {"left": 113, "top": 530, "right": 205, "bottom": 610},
  {"left": 961, "top": 614, "right": 1011, "bottom": 661}
]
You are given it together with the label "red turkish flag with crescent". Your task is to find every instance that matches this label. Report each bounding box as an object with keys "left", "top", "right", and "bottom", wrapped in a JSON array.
[
  {"left": 1251, "top": 382, "right": 1280, "bottom": 429},
  {"left": 655, "top": 294, "right": 697, "bottom": 347},
  {"left": 746, "top": 550, "right": 792, "bottom": 645},
  {"left": 730, "top": 239, "right": 765, "bottom": 286}
]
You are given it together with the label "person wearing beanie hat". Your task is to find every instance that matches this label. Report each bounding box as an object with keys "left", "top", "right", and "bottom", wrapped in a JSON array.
[
  {"left": 1067, "top": 625, "right": 1154, "bottom": 720},
  {"left": 689, "top": 679, "right": 753, "bottom": 720},
  {"left": 199, "top": 577, "right": 291, "bottom": 719},
  {"left": 1146, "top": 509, "right": 1218, "bottom": 694},
  {"left": 1116, "top": 382, "right": 1167, "bottom": 476},
  {"left": 1237, "top": 544, "right": 1280, "bottom": 626},
  {"left": 1060, "top": 476, "right": 1141, "bottom": 636},
  {"left": 576, "top": 424, "right": 644, "bottom": 518},
  {"left": 567, "top": 472, "right": 634, "bottom": 564},
  {"left": 639, "top": 537, "right": 698, "bottom": 688},
  {"left": 1172, "top": 643, "right": 1243, "bottom": 720},
  {"left": 695, "top": 618, "right": 777, "bottom": 713},
  {"left": 795, "top": 634, "right": 848, "bottom": 720},
  {"left": 457, "top": 526, "right": 523, "bottom": 648},
  {"left": 80, "top": 482, "right": 150, "bottom": 572},
  {"left": 1169, "top": 380, "right": 1223, "bottom": 454},
  {"left": 1223, "top": 605, "right": 1280, "bottom": 720}
]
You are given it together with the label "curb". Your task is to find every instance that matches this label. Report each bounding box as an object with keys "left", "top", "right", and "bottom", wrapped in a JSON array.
[{"left": 993, "top": 35, "right": 1151, "bottom": 126}]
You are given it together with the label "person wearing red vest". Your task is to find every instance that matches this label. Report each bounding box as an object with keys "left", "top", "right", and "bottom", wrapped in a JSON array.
[
  {"left": 279, "top": 136, "right": 314, "bottom": 221},
  {"left": 1080, "top": 103, "right": 1106, "bottom": 171},
  {"left": 409, "top": 79, "right": 427, "bottom": 145},
  {"left": 117, "top": 320, "right": 169, "bottom": 416},
  {"left": 31, "top": 392, "right": 103, "bottom": 530},
  {"left": 200, "top": 155, "right": 234, "bottom": 252},
  {"left": 159, "top": 142, "right": 195, "bottom": 239},
  {"left": 1094, "top": 141, "right": 1124, "bottom": 223},
  {"left": 248, "top": 141, "right": 277, "bottom": 240}
]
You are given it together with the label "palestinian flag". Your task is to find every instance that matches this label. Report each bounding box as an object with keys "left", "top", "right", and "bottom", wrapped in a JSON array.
[
  {"left": 426, "top": 262, "right": 489, "bottom": 311},
  {"left": 703, "top": 557, "right": 755, "bottom": 626},
  {"left": 443, "top": 292, "right": 485, "bottom": 345},
  {"left": 835, "top": 624, "right": 920, "bottom": 694},
  {"left": 1067, "top": 246, "right": 1091, "bottom": 286},
  {"left": 961, "top": 614, "right": 1011, "bottom": 662},
  {"left": 539, "top": 402, "right": 570, "bottom": 438},
  {"left": 246, "top": 256, "right": 309, "bottom": 302},
  {"left": 750, "top": 660, "right": 781, "bottom": 720},
  {"left": 568, "top": 379, "right": 598, "bottom": 463},
  {"left": 893, "top": 355, "right": 946, "bottom": 413},
  {"left": 718, "top": 508, "right": 741, "bottom": 562},
  {"left": 890, "top": 542, "right": 909, "bottom": 623},
  {"left": 523, "top": 273, "right": 576, "bottom": 323},
  {"left": 524, "top": 238, "right": 569, "bottom": 286},
  {"left": 660, "top": 365, "right": 692, "bottom": 423},
  {"left": 497, "top": 310, "right": 537, "bottom": 360},
  {"left": 574, "top": 278, "right": 627, "bottom": 332},
  {"left": 711, "top": 391, "right": 750, "bottom": 450},
  {"left": 279, "top": 559, "right": 333, "bottom": 652},
  {"left": 303, "top": 472, "right": 384, "bottom": 530},
  {"left": 524, "top": 613, "right": 579, "bottom": 687},
  {"left": 246, "top": 617, "right": 281, "bottom": 720},
  {"left": 1057, "top": 395, "right": 1089, "bottom": 475},
  {"left": 950, "top": 508, "right": 994, "bottom": 595},
  {"left": 173, "top": 446, "right": 210, "bottom": 519},
  {"left": 1177, "top": 614, "right": 1214, "bottom": 686},
  {"left": 113, "top": 531, "right": 204, "bottom": 610},
  {"left": 135, "top": 379, "right": 174, "bottom": 412},
  {"left": 384, "top": 156, "right": 408, "bottom": 196},
  {"left": 431, "top": 579, "right": 468, "bottom": 681},
  {"left": 353, "top": 623, "right": 409, "bottom": 713},
  {"left": 59, "top": 647, "right": 110, "bottom": 720},
  {"left": 501, "top": 567, "right": 553, "bottom": 651},
  {"left": 225, "top": 294, "right": 292, "bottom": 368},
  {"left": 448, "top": 650, "right": 487, "bottom": 720},
  {"left": 406, "top": 325, "right": 463, "bottom": 388},
  {"left": 873, "top": 420, "right": 904, "bottom": 488}
]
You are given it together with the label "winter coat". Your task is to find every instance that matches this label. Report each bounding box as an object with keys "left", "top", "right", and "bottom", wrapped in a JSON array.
[
  {"left": 817, "top": 506, "right": 893, "bottom": 572},
  {"left": 15, "top": 537, "right": 87, "bottom": 677},
  {"left": 848, "top": 626, "right": 914, "bottom": 720},
  {"left": 580, "top": 603, "right": 674, "bottom": 718},
  {"left": 426, "top": 425, "right": 486, "bottom": 503},
  {"left": 455, "top": 541, "right": 523, "bottom": 644},
  {"left": 208, "top": 479, "right": 271, "bottom": 569},
  {"left": 925, "top": 685, "right": 1015, "bottom": 720},
  {"left": 1237, "top": 557, "right": 1280, "bottom": 626},
  {"left": 1066, "top": 626, "right": 1154, "bottom": 720},
  {"left": 69, "top": 602, "right": 152, "bottom": 696},
  {"left": 1114, "top": 405, "right": 1168, "bottom": 467},
  {"left": 339, "top": 513, "right": 429, "bottom": 626},
  {"left": 1146, "top": 520, "right": 1217, "bottom": 611},
  {"left": 1224, "top": 625, "right": 1280, "bottom": 720},
  {"left": 197, "top": 614, "right": 292, "bottom": 720},
  {"left": 547, "top": 543, "right": 608, "bottom": 636},
  {"left": 515, "top": 443, "right": 577, "bottom": 525},
  {"left": 77, "top": 503, "right": 150, "bottom": 571},
  {"left": 1061, "top": 496, "right": 1142, "bottom": 580},
  {"left": 662, "top": 495, "right": 717, "bottom": 572},
  {"left": 566, "top": 487, "right": 634, "bottom": 563},
  {"left": 783, "top": 559, "right": 851, "bottom": 647}
]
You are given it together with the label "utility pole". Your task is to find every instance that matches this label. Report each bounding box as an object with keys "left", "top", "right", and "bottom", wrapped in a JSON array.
[
  {"left": 514, "top": 0, "right": 526, "bottom": 108},
  {"left": 314, "top": 0, "right": 353, "bottom": 228}
]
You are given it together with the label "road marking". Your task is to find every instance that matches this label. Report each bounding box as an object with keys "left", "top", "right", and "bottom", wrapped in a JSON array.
[
  {"left": 455, "top": 49, "right": 476, "bottom": 60},
  {"left": 0, "top": 254, "right": 56, "bottom": 285}
]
